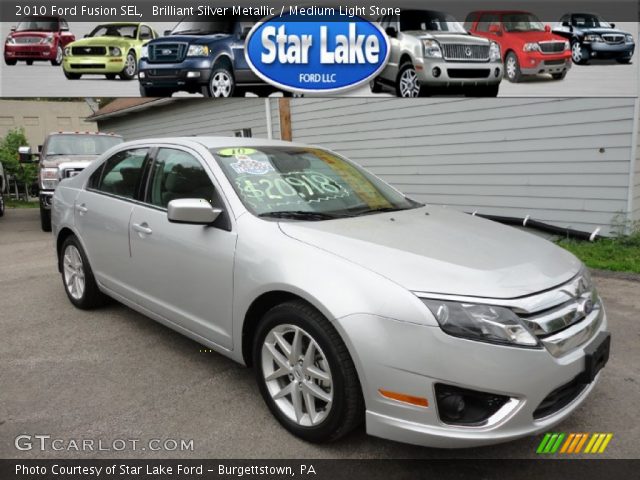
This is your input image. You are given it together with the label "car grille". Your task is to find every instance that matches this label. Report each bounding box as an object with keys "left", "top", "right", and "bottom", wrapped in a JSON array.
[
  {"left": 533, "top": 376, "right": 587, "bottom": 419},
  {"left": 70, "top": 63, "right": 106, "bottom": 69},
  {"left": 602, "top": 34, "right": 625, "bottom": 44},
  {"left": 539, "top": 41, "right": 566, "bottom": 53},
  {"left": 441, "top": 44, "right": 490, "bottom": 62},
  {"left": 146, "top": 69, "right": 181, "bottom": 77},
  {"left": 447, "top": 68, "right": 490, "bottom": 78},
  {"left": 72, "top": 46, "right": 107, "bottom": 56},
  {"left": 544, "top": 59, "right": 566, "bottom": 66},
  {"left": 148, "top": 43, "right": 188, "bottom": 63},
  {"left": 13, "top": 36, "right": 43, "bottom": 44}
]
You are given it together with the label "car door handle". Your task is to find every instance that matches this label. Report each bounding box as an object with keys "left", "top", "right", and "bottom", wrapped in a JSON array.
[
  {"left": 76, "top": 204, "right": 88, "bottom": 215},
  {"left": 132, "top": 223, "right": 153, "bottom": 235}
]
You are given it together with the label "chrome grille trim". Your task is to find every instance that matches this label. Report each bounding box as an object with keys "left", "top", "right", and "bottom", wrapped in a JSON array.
[
  {"left": 441, "top": 43, "right": 490, "bottom": 62},
  {"left": 13, "top": 36, "right": 43, "bottom": 44},
  {"left": 148, "top": 42, "right": 188, "bottom": 63},
  {"left": 538, "top": 41, "right": 566, "bottom": 54},
  {"left": 602, "top": 34, "right": 625, "bottom": 44}
]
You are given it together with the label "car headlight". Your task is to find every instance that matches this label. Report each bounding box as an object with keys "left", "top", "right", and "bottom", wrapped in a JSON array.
[
  {"left": 564, "top": 40, "right": 570, "bottom": 51},
  {"left": 422, "top": 299, "right": 539, "bottom": 347},
  {"left": 141, "top": 45, "right": 149, "bottom": 58},
  {"left": 584, "top": 34, "right": 602, "bottom": 43},
  {"left": 187, "top": 45, "right": 209, "bottom": 57},
  {"left": 40, "top": 168, "right": 60, "bottom": 190},
  {"left": 6, "top": 36, "right": 15, "bottom": 45},
  {"left": 422, "top": 39, "right": 442, "bottom": 58},
  {"left": 625, "top": 35, "right": 634, "bottom": 44},
  {"left": 108, "top": 46, "right": 122, "bottom": 57},
  {"left": 40, "top": 34, "right": 53, "bottom": 45},
  {"left": 523, "top": 42, "right": 540, "bottom": 52},
  {"left": 64, "top": 46, "right": 72, "bottom": 56},
  {"left": 489, "top": 41, "right": 501, "bottom": 61}
]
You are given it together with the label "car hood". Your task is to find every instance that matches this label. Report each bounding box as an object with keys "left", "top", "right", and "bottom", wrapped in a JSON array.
[
  {"left": 69, "top": 36, "right": 131, "bottom": 48},
  {"left": 408, "top": 32, "right": 490, "bottom": 45},
  {"left": 577, "top": 27, "right": 631, "bottom": 36},
  {"left": 279, "top": 206, "right": 581, "bottom": 299},
  {"left": 41, "top": 155, "right": 99, "bottom": 169},
  {"left": 155, "top": 34, "right": 231, "bottom": 45},
  {"left": 504, "top": 31, "right": 566, "bottom": 43},
  {"left": 10, "top": 31, "right": 53, "bottom": 38}
]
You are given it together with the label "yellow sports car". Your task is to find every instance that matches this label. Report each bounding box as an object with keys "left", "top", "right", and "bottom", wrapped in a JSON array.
[{"left": 63, "top": 23, "right": 157, "bottom": 80}]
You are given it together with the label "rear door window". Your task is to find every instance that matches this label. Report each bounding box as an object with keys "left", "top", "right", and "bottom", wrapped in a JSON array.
[{"left": 92, "top": 148, "right": 148, "bottom": 199}]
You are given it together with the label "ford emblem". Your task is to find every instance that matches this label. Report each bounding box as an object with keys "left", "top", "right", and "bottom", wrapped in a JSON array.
[{"left": 245, "top": 14, "right": 390, "bottom": 93}]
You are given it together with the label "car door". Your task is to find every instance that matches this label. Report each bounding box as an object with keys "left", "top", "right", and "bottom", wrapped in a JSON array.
[
  {"left": 74, "top": 147, "right": 150, "bottom": 295},
  {"left": 380, "top": 15, "right": 401, "bottom": 81},
  {"left": 232, "top": 21, "right": 259, "bottom": 82},
  {"left": 128, "top": 146, "right": 237, "bottom": 349}
]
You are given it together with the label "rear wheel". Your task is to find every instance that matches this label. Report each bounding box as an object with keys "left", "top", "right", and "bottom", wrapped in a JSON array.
[
  {"left": 60, "top": 235, "right": 107, "bottom": 309},
  {"left": 4, "top": 59, "right": 17, "bottom": 66},
  {"left": 51, "top": 46, "right": 63, "bottom": 66},
  {"left": 505, "top": 52, "right": 522, "bottom": 82},
  {"left": 40, "top": 206, "right": 51, "bottom": 232},
  {"left": 64, "top": 70, "right": 82, "bottom": 80},
  {"left": 254, "top": 301, "right": 364, "bottom": 443},
  {"left": 139, "top": 85, "right": 173, "bottom": 97},
  {"left": 119, "top": 51, "right": 137, "bottom": 80},
  {"left": 105, "top": 73, "right": 117, "bottom": 80}
]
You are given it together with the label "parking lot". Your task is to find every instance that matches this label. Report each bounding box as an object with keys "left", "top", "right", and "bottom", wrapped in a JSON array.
[{"left": 1, "top": 208, "right": 639, "bottom": 459}]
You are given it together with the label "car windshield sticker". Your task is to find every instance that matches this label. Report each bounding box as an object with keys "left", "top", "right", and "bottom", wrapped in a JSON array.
[
  {"left": 230, "top": 156, "right": 275, "bottom": 175},
  {"left": 217, "top": 148, "right": 258, "bottom": 157}
]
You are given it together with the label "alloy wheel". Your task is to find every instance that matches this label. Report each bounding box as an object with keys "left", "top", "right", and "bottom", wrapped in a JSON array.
[
  {"left": 125, "top": 53, "right": 137, "bottom": 77},
  {"left": 399, "top": 68, "right": 420, "bottom": 97},
  {"left": 506, "top": 57, "right": 517, "bottom": 80},
  {"left": 63, "top": 245, "right": 85, "bottom": 300},
  {"left": 261, "top": 324, "right": 333, "bottom": 427},
  {"left": 210, "top": 71, "right": 232, "bottom": 97},
  {"left": 571, "top": 43, "right": 583, "bottom": 63},
  {"left": 56, "top": 46, "right": 63, "bottom": 64}
]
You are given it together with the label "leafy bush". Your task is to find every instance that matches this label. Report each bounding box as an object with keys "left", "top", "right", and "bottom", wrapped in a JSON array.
[{"left": 0, "top": 128, "right": 36, "bottom": 198}]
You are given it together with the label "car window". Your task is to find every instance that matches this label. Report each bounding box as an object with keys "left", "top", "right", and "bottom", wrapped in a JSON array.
[
  {"left": 463, "top": 12, "right": 479, "bottom": 31},
  {"left": 400, "top": 10, "right": 467, "bottom": 33},
  {"left": 147, "top": 148, "right": 216, "bottom": 209},
  {"left": 93, "top": 148, "right": 148, "bottom": 199},
  {"left": 477, "top": 13, "right": 501, "bottom": 32},
  {"left": 89, "top": 24, "right": 138, "bottom": 38}
]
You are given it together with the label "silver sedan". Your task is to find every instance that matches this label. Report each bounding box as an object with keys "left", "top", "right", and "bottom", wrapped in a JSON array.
[{"left": 52, "top": 137, "right": 609, "bottom": 447}]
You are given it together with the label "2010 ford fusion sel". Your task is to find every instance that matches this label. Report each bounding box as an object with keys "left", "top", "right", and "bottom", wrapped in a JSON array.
[{"left": 52, "top": 137, "right": 610, "bottom": 448}]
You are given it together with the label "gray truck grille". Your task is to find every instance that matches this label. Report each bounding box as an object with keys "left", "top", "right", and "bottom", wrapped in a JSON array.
[
  {"left": 539, "top": 41, "right": 566, "bottom": 53},
  {"left": 14, "top": 36, "right": 42, "bottom": 44},
  {"left": 148, "top": 43, "right": 188, "bottom": 63},
  {"left": 71, "top": 46, "right": 107, "bottom": 56},
  {"left": 61, "top": 168, "right": 84, "bottom": 178},
  {"left": 441, "top": 44, "right": 490, "bottom": 62},
  {"left": 602, "top": 34, "right": 625, "bottom": 44}
]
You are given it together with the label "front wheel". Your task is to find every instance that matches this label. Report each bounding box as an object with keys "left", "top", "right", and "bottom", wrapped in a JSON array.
[
  {"left": 40, "top": 206, "right": 51, "bottom": 232},
  {"left": 64, "top": 70, "right": 82, "bottom": 80},
  {"left": 120, "top": 51, "right": 137, "bottom": 80},
  {"left": 254, "top": 301, "right": 364, "bottom": 443},
  {"left": 26, "top": 60, "right": 33, "bottom": 66},
  {"left": 505, "top": 52, "right": 522, "bottom": 82},
  {"left": 203, "top": 66, "right": 235, "bottom": 97},
  {"left": 616, "top": 58, "right": 632, "bottom": 64},
  {"left": 51, "top": 46, "right": 63, "bottom": 66},
  {"left": 139, "top": 85, "right": 173, "bottom": 97},
  {"left": 571, "top": 41, "right": 589, "bottom": 65},
  {"left": 4, "top": 58, "right": 17, "bottom": 66},
  {"left": 396, "top": 62, "right": 422, "bottom": 97},
  {"left": 60, "top": 235, "right": 107, "bottom": 309},
  {"left": 370, "top": 76, "right": 383, "bottom": 93},
  {"left": 468, "top": 84, "right": 500, "bottom": 97}
]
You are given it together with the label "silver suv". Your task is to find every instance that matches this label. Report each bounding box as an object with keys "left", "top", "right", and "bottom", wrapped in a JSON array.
[{"left": 371, "top": 10, "right": 503, "bottom": 97}]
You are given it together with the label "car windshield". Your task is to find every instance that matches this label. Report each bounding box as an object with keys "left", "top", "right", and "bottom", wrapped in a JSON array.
[
  {"left": 503, "top": 13, "right": 546, "bottom": 32},
  {"left": 171, "top": 19, "right": 235, "bottom": 35},
  {"left": 400, "top": 11, "right": 467, "bottom": 33},
  {"left": 15, "top": 19, "right": 59, "bottom": 32},
  {"left": 571, "top": 14, "right": 612, "bottom": 29},
  {"left": 212, "top": 146, "right": 422, "bottom": 219},
  {"left": 89, "top": 24, "right": 138, "bottom": 38},
  {"left": 46, "top": 135, "right": 123, "bottom": 156}
]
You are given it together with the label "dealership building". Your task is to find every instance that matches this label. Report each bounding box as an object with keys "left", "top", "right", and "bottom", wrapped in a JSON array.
[{"left": 88, "top": 97, "right": 640, "bottom": 236}]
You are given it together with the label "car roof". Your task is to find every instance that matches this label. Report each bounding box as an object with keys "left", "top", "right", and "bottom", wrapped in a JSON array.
[
  {"left": 50, "top": 131, "right": 123, "bottom": 137},
  {"left": 121, "top": 136, "right": 311, "bottom": 150}
]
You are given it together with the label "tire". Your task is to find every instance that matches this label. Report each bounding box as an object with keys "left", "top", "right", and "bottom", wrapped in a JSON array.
[
  {"left": 505, "top": 52, "right": 522, "bottom": 82},
  {"left": 119, "top": 51, "right": 137, "bottom": 80},
  {"left": 51, "top": 46, "right": 63, "bottom": 66},
  {"left": 396, "top": 62, "right": 423, "bottom": 97},
  {"left": 139, "top": 85, "right": 173, "bottom": 97},
  {"left": 0, "top": 194, "right": 4, "bottom": 217},
  {"left": 571, "top": 40, "right": 589, "bottom": 65},
  {"left": 253, "top": 300, "right": 364, "bottom": 443},
  {"left": 64, "top": 70, "right": 82, "bottom": 80},
  {"left": 203, "top": 65, "right": 235, "bottom": 97},
  {"left": 60, "top": 235, "right": 107, "bottom": 309},
  {"left": 105, "top": 74, "right": 117, "bottom": 80},
  {"left": 4, "top": 59, "right": 17, "bottom": 66},
  {"left": 616, "top": 58, "right": 632, "bottom": 64},
  {"left": 467, "top": 84, "right": 500, "bottom": 97},
  {"left": 552, "top": 71, "right": 567, "bottom": 80},
  {"left": 26, "top": 60, "right": 34, "bottom": 66},
  {"left": 40, "top": 206, "right": 51, "bottom": 232},
  {"left": 370, "top": 77, "right": 383, "bottom": 93}
]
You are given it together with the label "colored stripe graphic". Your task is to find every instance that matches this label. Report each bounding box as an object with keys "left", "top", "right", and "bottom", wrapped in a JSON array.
[{"left": 538, "top": 433, "right": 613, "bottom": 454}]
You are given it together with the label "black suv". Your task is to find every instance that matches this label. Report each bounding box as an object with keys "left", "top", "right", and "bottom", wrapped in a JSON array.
[
  {"left": 553, "top": 13, "right": 635, "bottom": 64},
  {"left": 139, "top": 18, "right": 268, "bottom": 97}
]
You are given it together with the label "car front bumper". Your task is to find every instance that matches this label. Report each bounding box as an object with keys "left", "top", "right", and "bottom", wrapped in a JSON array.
[
  {"left": 415, "top": 58, "right": 503, "bottom": 86},
  {"left": 4, "top": 44, "right": 57, "bottom": 61},
  {"left": 62, "top": 55, "right": 126, "bottom": 74},
  {"left": 40, "top": 191, "right": 54, "bottom": 210},
  {"left": 518, "top": 51, "right": 572, "bottom": 75},
  {"left": 138, "top": 58, "right": 213, "bottom": 91},
  {"left": 586, "top": 42, "right": 635, "bottom": 59},
  {"left": 336, "top": 306, "right": 608, "bottom": 448}
]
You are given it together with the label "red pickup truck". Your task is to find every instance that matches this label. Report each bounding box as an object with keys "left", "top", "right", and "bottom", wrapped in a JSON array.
[
  {"left": 466, "top": 11, "right": 572, "bottom": 82},
  {"left": 4, "top": 16, "right": 75, "bottom": 66}
]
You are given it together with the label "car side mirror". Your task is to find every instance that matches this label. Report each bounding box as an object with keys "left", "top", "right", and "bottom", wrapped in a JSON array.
[
  {"left": 240, "top": 27, "right": 252, "bottom": 40},
  {"left": 61, "top": 25, "right": 69, "bottom": 32},
  {"left": 610, "top": 23, "right": 615, "bottom": 29},
  {"left": 167, "top": 198, "right": 222, "bottom": 225},
  {"left": 18, "top": 146, "right": 36, "bottom": 164},
  {"left": 164, "top": 30, "right": 172, "bottom": 37},
  {"left": 10, "top": 26, "right": 15, "bottom": 32},
  {"left": 385, "top": 26, "right": 398, "bottom": 38},
  {"left": 544, "top": 24, "right": 551, "bottom": 32},
  {"left": 488, "top": 23, "right": 502, "bottom": 34}
]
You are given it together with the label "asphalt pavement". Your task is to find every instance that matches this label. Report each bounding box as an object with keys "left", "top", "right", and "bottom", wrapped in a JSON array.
[{"left": 0, "top": 208, "right": 639, "bottom": 459}]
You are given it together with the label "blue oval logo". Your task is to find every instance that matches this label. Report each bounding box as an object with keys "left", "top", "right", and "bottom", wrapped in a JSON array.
[{"left": 245, "top": 14, "right": 390, "bottom": 93}]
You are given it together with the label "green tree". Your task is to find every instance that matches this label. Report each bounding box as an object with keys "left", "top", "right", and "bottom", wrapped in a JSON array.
[{"left": 0, "top": 128, "right": 35, "bottom": 199}]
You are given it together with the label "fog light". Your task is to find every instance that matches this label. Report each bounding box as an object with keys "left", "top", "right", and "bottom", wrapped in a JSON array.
[
  {"left": 494, "top": 67, "right": 501, "bottom": 78},
  {"left": 432, "top": 67, "right": 441, "bottom": 78},
  {"left": 435, "top": 384, "right": 510, "bottom": 426},
  {"left": 139, "top": 71, "right": 146, "bottom": 79},
  {"left": 186, "top": 71, "right": 201, "bottom": 78}
]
